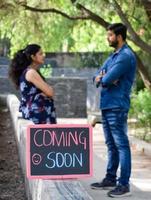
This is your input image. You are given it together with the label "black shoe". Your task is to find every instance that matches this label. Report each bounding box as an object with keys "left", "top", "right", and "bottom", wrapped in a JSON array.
[
  {"left": 91, "top": 178, "right": 116, "bottom": 190},
  {"left": 107, "top": 185, "right": 131, "bottom": 198}
]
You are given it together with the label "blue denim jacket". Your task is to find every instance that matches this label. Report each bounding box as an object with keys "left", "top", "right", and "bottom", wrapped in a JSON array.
[{"left": 94, "top": 44, "right": 136, "bottom": 111}]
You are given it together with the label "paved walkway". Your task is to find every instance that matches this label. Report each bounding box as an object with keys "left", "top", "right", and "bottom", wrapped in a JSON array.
[
  {"left": 55, "top": 119, "right": 151, "bottom": 200},
  {"left": 80, "top": 123, "right": 151, "bottom": 200}
]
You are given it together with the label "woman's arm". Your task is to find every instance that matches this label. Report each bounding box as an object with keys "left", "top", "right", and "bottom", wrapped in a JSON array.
[{"left": 25, "top": 69, "right": 54, "bottom": 97}]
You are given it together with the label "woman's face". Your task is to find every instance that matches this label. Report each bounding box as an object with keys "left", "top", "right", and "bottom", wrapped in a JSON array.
[{"left": 32, "top": 49, "right": 45, "bottom": 65}]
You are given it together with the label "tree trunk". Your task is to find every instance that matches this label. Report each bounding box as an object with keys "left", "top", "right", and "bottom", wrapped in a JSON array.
[
  {"left": 4, "top": 1, "right": 151, "bottom": 89},
  {"left": 76, "top": 3, "right": 151, "bottom": 89},
  {"left": 141, "top": 0, "right": 151, "bottom": 22},
  {"left": 135, "top": 54, "right": 151, "bottom": 90}
]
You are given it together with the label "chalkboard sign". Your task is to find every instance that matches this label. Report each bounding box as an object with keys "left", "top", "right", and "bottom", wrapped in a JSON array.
[{"left": 26, "top": 124, "right": 93, "bottom": 179}]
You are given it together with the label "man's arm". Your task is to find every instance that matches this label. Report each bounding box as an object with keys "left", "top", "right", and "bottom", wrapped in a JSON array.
[
  {"left": 101, "top": 53, "right": 132, "bottom": 87},
  {"left": 93, "top": 57, "right": 111, "bottom": 87}
]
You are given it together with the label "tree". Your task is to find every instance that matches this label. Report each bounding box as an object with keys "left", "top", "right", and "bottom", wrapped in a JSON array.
[
  {"left": 141, "top": 0, "right": 151, "bottom": 21},
  {"left": 0, "top": 0, "right": 151, "bottom": 89}
]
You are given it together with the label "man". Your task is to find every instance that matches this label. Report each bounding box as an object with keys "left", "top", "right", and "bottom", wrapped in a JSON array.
[{"left": 91, "top": 23, "right": 136, "bottom": 198}]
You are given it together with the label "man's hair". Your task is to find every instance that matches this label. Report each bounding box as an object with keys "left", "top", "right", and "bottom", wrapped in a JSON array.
[{"left": 107, "top": 23, "right": 127, "bottom": 41}]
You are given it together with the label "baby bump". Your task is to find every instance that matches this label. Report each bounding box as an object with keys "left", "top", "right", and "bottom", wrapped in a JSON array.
[{"left": 31, "top": 93, "right": 56, "bottom": 113}]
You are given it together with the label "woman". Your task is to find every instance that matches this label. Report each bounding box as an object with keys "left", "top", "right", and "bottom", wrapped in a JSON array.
[{"left": 9, "top": 44, "right": 56, "bottom": 124}]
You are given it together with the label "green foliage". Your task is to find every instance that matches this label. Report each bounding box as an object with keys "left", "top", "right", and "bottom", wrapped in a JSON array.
[
  {"left": 133, "top": 72, "right": 145, "bottom": 92},
  {"left": 0, "top": 0, "right": 119, "bottom": 55},
  {"left": 129, "top": 89, "right": 151, "bottom": 142},
  {"left": 40, "top": 64, "right": 52, "bottom": 78},
  {"left": 70, "top": 20, "right": 108, "bottom": 52},
  {"left": 0, "top": 0, "right": 76, "bottom": 55},
  {"left": 135, "top": 76, "right": 145, "bottom": 92},
  {"left": 0, "top": 0, "right": 151, "bottom": 61}
]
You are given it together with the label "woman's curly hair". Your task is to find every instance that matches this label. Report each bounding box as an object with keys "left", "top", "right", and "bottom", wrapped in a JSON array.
[{"left": 9, "top": 44, "right": 41, "bottom": 89}]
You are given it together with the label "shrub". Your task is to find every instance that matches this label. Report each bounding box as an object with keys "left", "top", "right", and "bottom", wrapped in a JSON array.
[
  {"left": 129, "top": 88, "right": 151, "bottom": 142},
  {"left": 40, "top": 64, "right": 52, "bottom": 78}
]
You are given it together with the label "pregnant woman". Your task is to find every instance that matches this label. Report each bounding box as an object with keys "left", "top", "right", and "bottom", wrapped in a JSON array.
[{"left": 9, "top": 44, "right": 56, "bottom": 124}]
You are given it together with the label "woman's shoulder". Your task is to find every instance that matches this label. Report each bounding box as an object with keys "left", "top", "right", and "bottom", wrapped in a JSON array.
[
  {"left": 25, "top": 68, "right": 39, "bottom": 82},
  {"left": 26, "top": 68, "right": 37, "bottom": 76}
]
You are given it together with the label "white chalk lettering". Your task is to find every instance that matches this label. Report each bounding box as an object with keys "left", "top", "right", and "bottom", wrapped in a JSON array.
[
  {"left": 56, "top": 153, "right": 65, "bottom": 168},
  {"left": 45, "top": 152, "right": 83, "bottom": 169},
  {"left": 45, "top": 152, "right": 55, "bottom": 168}
]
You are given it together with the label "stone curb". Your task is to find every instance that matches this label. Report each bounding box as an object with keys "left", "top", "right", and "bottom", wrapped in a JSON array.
[{"left": 5, "top": 94, "right": 93, "bottom": 200}]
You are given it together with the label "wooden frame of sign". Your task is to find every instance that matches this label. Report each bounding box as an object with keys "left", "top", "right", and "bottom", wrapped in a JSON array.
[{"left": 26, "top": 124, "right": 93, "bottom": 179}]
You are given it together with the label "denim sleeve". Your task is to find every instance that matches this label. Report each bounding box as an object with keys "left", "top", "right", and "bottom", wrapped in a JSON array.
[
  {"left": 101, "top": 53, "right": 132, "bottom": 87},
  {"left": 93, "top": 57, "right": 110, "bottom": 86}
]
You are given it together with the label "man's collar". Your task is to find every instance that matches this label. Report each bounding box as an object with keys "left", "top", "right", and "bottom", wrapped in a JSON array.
[{"left": 114, "top": 43, "right": 127, "bottom": 54}]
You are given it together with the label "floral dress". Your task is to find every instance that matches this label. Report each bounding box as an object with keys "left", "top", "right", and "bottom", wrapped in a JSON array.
[{"left": 19, "top": 69, "right": 57, "bottom": 124}]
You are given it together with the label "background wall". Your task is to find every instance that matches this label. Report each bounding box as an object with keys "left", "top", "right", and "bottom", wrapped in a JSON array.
[
  {"left": 0, "top": 53, "right": 102, "bottom": 118},
  {"left": 0, "top": 76, "right": 87, "bottom": 118}
]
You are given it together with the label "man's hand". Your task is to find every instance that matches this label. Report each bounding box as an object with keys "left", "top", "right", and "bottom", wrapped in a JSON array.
[
  {"left": 95, "top": 69, "right": 106, "bottom": 83},
  {"left": 96, "top": 69, "right": 119, "bottom": 87},
  {"left": 95, "top": 75, "right": 101, "bottom": 83}
]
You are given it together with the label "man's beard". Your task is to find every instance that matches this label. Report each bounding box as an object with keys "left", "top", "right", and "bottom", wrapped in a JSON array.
[{"left": 109, "top": 39, "right": 118, "bottom": 48}]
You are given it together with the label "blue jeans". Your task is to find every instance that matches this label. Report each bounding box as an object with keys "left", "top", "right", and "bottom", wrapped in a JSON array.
[{"left": 101, "top": 109, "right": 131, "bottom": 186}]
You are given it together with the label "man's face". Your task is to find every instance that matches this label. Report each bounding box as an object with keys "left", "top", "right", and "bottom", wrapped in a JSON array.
[{"left": 107, "top": 30, "right": 119, "bottom": 48}]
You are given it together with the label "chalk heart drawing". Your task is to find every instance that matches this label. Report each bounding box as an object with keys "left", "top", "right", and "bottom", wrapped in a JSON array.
[{"left": 32, "top": 153, "right": 42, "bottom": 165}]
